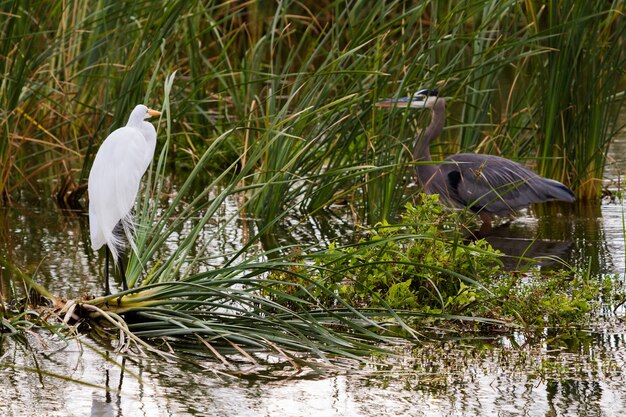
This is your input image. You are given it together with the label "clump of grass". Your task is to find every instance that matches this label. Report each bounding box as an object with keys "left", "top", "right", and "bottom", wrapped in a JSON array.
[
  {"left": 265, "top": 195, "right": 501, "bottom": 313},
  {"left": 265, "top": 193, "right": 614, "bottom": 332}
]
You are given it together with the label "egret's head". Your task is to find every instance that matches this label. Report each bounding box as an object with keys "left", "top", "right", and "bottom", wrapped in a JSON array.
[
  {"left": 376, "top": 88, "right": 440, "bottom": 109},
  {"left": 137, "top": 104, "right": 161, "bottom": 119},
  {"left": 128, "top": 104, "right": 162, "bottom": 126}
]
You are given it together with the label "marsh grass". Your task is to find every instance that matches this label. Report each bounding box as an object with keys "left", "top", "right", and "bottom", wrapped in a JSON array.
[
  {"left": 526, "top": 0, "right": 626, "bottom": 199},
  {"left": 1, "top": 0, "right": 625, "bottom": 367},
  {"left": 52, "top": 72, "right": 513, "bottom": 367},
  {"left": 1, "top": 0, "right": 624, "bottom": 213}
]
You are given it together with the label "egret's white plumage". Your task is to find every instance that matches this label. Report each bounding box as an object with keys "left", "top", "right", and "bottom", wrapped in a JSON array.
[{"left": 88, "top": 104, "right": 160, "bottom": 267}]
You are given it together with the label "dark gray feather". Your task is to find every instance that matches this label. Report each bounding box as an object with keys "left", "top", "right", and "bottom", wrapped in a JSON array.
[{"left": 438, "top": 154, "right": 574, "bottom": 215}]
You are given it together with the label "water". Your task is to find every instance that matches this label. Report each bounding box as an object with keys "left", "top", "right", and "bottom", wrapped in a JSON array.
[
  {"left": 3, "top": 323, "right": 626, "bottom": 416},
  {"left": 2, "top": 141, "right": 626, "bottom": 416}
]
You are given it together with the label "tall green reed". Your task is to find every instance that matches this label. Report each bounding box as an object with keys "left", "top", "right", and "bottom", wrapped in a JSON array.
[
  {"left": 1, "top": 0, "right": 624, "bottom": 217},
  {"left": 524, "top": 0, "right": 626, "bottom": 199}
]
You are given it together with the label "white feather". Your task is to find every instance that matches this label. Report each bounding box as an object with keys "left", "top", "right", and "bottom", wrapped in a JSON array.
[{"left": 88, "top": 105, "right": 158, "bottom": 264}]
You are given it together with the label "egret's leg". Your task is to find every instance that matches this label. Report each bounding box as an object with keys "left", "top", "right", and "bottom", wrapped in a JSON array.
[
  {"left": 119, "top": 255, "right": 128, "bottom": 291},
  {"left": 105, "top": 246, "right": 111, "bottom": 296}
]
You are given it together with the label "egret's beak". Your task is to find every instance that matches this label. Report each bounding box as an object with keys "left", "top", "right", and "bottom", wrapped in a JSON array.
[
  {"left": 375, "top": 96, "right": 426, "bottom": 108},
  {"left": 147, "top": 109, "right": 162, "bottom": 117}
]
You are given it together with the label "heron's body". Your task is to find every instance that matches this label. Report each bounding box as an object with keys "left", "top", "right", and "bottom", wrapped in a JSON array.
[
  {"left": 88, "top": 104, "right": 160, "bottom": 294},
  {"left": 377, "top": 90, "right": 574, "bottom": 227},
  {"left": 415, "top": 152, "right": 575, "bottom": 217}
]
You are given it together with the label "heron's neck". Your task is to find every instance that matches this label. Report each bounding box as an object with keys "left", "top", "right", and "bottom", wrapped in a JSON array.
[
  {"left": 413, "top": 99, "right": 445, "bottom": 159},
  {"left": 413, "top": 99, "right": 445, "bottom": 189},
  {"left": 413, "top": 132, "right": 432, "bottom": 162}
]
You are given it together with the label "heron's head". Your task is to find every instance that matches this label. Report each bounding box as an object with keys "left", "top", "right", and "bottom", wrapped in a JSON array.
[{"left": 376, "top": 89, "right": 440, "bottom": 109}]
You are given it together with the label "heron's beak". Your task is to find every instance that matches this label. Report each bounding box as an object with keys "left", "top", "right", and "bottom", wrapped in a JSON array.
[
  {"left": 375, "top": 96, "right": 423, "bottom": 108},
  {"left": 147, "top": 109, "right": 162, "bottom": 117}
]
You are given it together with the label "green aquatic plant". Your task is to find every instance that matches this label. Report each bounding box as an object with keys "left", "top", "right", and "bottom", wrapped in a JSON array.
[
  {"left": 298, "top": 195, "right": 503, "bottom": 314},
  {"left": 1, "top": 0, "right": 623, "bottom": 216},
  {"left": 263, "top": 194, "right": 504, "bottom": 318},
  {"left": 264, "top": 194, "right": 616, "bottom": 331},
  {"left": 480, "top": 269, "right": 620, "bottom": 328}
]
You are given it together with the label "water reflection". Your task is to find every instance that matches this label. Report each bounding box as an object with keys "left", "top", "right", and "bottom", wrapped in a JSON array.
[
  {"left": 467, "top": 211, "right": 574, "bottom": 271},
  {"left": 0, "top": 204, "right": 11, "bottom": 303},
  {"left": 458, "top": 200, "right": 626, "bottom": 275},
  {"left": 0, "top": 203, "right": 102, "bottom": 298},
  {"left": 3, "top": 326, "right": 626, "bottom": 416},
  {"left": 1, "top": 192, "right": 626, "bottom": 415}
]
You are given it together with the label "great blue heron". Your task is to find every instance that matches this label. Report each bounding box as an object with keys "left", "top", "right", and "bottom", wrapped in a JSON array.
[{"left": 377, "top": 89, "right": 575, "bottom": 230}]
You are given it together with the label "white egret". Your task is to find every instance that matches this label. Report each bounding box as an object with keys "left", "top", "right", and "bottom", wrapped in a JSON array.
[{"left": 88, "top": 104, "right": 161, "bottom": 294}]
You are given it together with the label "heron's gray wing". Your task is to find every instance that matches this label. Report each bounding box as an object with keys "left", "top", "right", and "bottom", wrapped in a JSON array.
[{"left": 441, "top": 154, "right": 570, "bottom": 215}]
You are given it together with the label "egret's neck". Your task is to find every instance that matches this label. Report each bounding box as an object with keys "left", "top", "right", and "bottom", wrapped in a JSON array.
[
  {"left": 126, "top": 111, "right": 146, "bottom": 128},
  {"left": 138, "top": 122, "right": 157, "bottom": 168},
  {"left": 138, "top": 122, "right": 156, "bottom": 143},
  {"left": 126, "top": 115, "right": 156, "bottom": 145}
]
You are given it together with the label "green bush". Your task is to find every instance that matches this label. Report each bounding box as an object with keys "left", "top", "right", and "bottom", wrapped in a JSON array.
[
  {"left": 267, "top": 194, "right": 614, "bottom": 330},
  {"left": 267, "top": 194, "right": 502, "bottom": 314}
]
